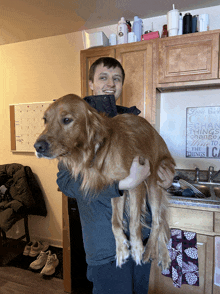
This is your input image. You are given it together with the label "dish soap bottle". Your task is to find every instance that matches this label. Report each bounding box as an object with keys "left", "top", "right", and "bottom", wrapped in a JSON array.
[
  {"left": 117, "top": 17, "right": 128, "bottom": 44},
  {"left": 133, "top": 16, "right": 142, "bottom": 41}
]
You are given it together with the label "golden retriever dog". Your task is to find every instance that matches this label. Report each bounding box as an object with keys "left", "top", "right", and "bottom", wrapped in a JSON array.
[{"left": 34, "top": 94, "right": 175, "bottom": 270}]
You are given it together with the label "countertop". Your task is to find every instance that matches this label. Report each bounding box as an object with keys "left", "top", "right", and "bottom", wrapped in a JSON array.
[{"left": 169, "top": 196, "right": 220, "bottom": 211}]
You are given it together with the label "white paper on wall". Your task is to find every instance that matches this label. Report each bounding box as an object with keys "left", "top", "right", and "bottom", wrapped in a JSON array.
[{"left": 14, "top": 102, "right": 51, "bottom": 152}]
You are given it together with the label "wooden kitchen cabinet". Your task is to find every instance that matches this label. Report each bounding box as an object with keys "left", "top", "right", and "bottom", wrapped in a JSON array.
[
  {"left": 168, "top": 206, "right": 214, "bottom": 234},
  {"left": 115, "top": 42, "right": 154, "bottom": 119},
  {"left": 214, "top": 212, "right": 220, "bottom": 233},
  {"left": 158, "top": 32, "right": 220, "bottom": 84},
  {"left": 149, "top": 234, "right": 214, "bottom": 294},
  {"left": 80, "top": 41, "right": 155, "bottom": 120},
  {"left": 149, "top": 205, "right": 215, "bottom": 294}
]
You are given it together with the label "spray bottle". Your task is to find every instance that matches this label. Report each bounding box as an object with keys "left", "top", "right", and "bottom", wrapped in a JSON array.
[{"left": 117, "top": 17, "right": 128, "bottom": 44}]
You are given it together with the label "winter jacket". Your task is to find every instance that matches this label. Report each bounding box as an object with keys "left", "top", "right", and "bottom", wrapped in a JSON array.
[{"left": 0, "top": 163, "right": 47, "bottom": 231}]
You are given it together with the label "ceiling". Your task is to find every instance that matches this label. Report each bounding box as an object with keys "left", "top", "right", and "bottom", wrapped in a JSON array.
[{"left": 0, "top": 0, "right": 219, "bottom": 44}]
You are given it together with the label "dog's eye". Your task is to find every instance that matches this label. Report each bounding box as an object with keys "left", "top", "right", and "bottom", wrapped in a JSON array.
[
  {"left": 62, "top": 118, "right": 73, "bottom": 125},
  {"left": 43, "top": 117, "right": 47, "bottom": 124}
]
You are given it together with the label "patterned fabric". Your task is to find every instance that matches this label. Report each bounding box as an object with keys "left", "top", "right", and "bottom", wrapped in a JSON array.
[{"left": 162, "top": 229, "right": 199, "bottom": 288}]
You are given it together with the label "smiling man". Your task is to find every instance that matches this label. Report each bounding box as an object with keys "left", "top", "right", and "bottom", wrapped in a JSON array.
[
  {"left": 88, "top": 57, "right": 125, "bottom": 100},
  {"left": 57, "top": 57, "right": 174, "bottom": 294}
]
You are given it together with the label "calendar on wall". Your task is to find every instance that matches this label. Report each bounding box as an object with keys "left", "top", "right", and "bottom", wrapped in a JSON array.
[{"left": 10, "top": 102, "right": 52, "bottom": 152}]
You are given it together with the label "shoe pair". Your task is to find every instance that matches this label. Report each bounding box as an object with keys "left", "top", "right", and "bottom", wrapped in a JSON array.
[
  {"left": 29, "top": 250, "right": 59, "bottom": 275},
  {"left": 23, "top": 241, "right": 49, "bottom": 257}
]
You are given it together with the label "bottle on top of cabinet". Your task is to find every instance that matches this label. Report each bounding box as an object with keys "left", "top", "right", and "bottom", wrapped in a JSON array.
[
  {"left": 161, "top": 25, "right": 168, "bottom": 38},
  {"left": 178, "top": 13, "right": 183, "bottom": 35},
  {"left": 126, "top": 20, "right": 132, "bottom": 32},
  {"left": 133, "top": 16, "right": 143, "bottom": 42},
  {"left": 117, "top": 17, "right": 128, "bottom": 44}
]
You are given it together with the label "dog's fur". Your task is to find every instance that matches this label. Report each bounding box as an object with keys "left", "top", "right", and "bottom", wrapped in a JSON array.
[{"left": 34, "top": 94, "right": 175, "bottom": 269}]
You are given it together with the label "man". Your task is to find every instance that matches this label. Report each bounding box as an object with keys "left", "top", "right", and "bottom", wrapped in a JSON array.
[{"left": 57, "top": 57, "right": 174, "bottom": 294}]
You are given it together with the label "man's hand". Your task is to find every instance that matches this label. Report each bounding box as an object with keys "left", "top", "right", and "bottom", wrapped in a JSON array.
[
  {"left": 157, "top": 165, "right": 175, "bottom": 189},
  {"left": 118, "top": 157, "right": 175, "bottom": 191},
  {"left": 118, "top": 157, "right": 150, "bottom": 191}
]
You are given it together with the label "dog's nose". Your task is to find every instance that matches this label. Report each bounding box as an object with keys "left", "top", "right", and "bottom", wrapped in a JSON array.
[{"left": 34, "top": 140, "right": 49, "bottom": 153}]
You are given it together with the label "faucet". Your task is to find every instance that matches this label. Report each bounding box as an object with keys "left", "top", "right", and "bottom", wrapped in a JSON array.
[
  {"left": 208, "top": 166, "right": 220, "bottom": 183},
  {"left": 195, "top": 167, "right": 200, "bottom": 183},
  {"left": 208, "top": 166, "right": 214, "bottom": 182}
]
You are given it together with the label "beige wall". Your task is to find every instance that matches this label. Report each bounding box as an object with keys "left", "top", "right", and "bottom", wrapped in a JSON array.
[{"left": 0, "top": 32, "right": 84, "bottom": 246}]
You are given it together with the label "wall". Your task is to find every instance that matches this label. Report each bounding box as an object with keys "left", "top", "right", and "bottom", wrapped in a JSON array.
[
  {"left": 1, "top": 4, "right": 220, "bottom": 246},
  {"left": 0, "top": 32, "right": 84, "bottom": 246}
]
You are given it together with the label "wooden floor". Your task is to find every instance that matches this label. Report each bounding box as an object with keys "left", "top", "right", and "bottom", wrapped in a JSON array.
[{"left": 0, "top": 266, "right": 66, "bottom": 294}]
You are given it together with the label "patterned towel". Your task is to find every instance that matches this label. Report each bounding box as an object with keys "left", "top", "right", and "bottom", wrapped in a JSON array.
[{"left": 162, "top": 229, "right": 199, "bottom": 288}]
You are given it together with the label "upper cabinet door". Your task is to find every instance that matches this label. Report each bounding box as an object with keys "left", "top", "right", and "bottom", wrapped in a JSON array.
[
  {"left": 158, "top": 32, "right": 220, "bottom": 83},
  {"left": 80, "top": 47, "right": 115, "bottom": 98},
  {"left": 116, "top": 41, "right": 154, "bottom": 120}
]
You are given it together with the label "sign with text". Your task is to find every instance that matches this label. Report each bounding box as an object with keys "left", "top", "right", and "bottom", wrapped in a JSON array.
[{"left": 186, "top": 106, "right": 220, "bottom": 158}]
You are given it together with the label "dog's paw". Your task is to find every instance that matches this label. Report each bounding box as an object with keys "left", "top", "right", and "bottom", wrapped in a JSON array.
[
  {"left": 116, "top": 239, "right": 130, "bottom": 268},
  {"left": 142, "top": 240, "right": 157, "bottom": 263},
  {"left": 131, "top": 240, "right": 145, "bottom": 265},
  {"left": 158, "top": 249, "right": 171, "bottom": 271}
]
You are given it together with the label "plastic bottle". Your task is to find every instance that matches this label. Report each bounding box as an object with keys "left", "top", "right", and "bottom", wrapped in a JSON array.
[
  {"left": 133, "top": 16, "right": 142, "bottom": 42},
  {"left": 117, "top": 17, "right": 128, "bottom": 44},
  {"left": 192, "top": 15, "right": 198, "bottom": 33},
  {"left": 167, "top": 4, "right": 179, "bottom": 36},
  {"left": 161, "top": 24, "right": 168, "bottom": 38},
  {"left": 126, "top": 20, "right": 132, "bottom": 32},
  {"left": 178, "top": 13, "right": 183, "bottom": 35},
  {"left": 183, "top": 13, "right": 192, "bottom": 34}
]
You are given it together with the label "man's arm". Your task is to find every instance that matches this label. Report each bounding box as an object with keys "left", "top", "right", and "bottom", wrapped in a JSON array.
[
  {"left": 57, "top": 158, "right": 174, "bottom": 199},
  {"left": 57, "top": 163, "right": 123, "bottom": 199},
  {"left": 57, "top": 157, "right": 151, "bottom": 199}
]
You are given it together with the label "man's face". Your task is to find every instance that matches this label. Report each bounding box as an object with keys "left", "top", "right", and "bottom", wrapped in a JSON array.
[{"left": 89, "top": 63, "right": 123, "bottom": 101}]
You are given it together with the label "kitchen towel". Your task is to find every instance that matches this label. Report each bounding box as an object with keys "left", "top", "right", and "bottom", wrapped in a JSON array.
[
  {"left": 214, "top": 236, "right": 220, "bottom": 287},
  {"left": 162, "top": 229, "right": 199, "bottom": 288}
]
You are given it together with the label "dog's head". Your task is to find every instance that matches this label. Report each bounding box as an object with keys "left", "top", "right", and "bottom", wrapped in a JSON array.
[{"left": 34, "top": 94, "right": 108, "bottom": 161}]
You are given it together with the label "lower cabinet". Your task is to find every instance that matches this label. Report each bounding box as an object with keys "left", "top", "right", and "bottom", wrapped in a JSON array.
[{"left": 149, "top": 234, "right": 214, "bottom": 294}]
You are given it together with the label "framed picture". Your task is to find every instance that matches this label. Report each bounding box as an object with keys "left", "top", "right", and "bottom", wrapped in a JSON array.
[{"left": 186, "top": 106, "right": 220, "bottom": 158}]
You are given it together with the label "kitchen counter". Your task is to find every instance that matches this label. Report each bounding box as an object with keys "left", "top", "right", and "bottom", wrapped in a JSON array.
[{"left": 169, "top": 196, "right": 220, "bottom": 212}]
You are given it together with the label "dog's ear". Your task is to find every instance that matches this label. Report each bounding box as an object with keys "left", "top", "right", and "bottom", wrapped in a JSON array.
[
  {"left": 86, "top": 109, "right": 108, "bottom": 146},
  {"left": 80, "top": 108, "right": 108, "bottom": 169}
]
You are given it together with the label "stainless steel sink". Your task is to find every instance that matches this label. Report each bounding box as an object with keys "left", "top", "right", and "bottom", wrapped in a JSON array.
[
  {"left": 169, "top": 179, "right": 220, "bottom": 201},
  {"left": 214, "top": 186, "right": 220, "bottom": 198},
  {"left": 193, "top": 183, "right": 211, "bottom": 198},
  {"left": 170, "top": 168, "right": 220, "bottom": 202}
]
